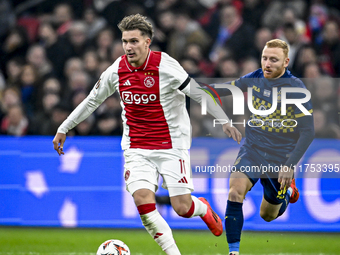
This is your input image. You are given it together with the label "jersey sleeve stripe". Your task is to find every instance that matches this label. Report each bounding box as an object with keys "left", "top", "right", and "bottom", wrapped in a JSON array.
[
  {"left": 178, "top": 76, "right": 190, "bottom": 91},
  {"left": 295, "top": 109, "right": 313, "bottom": 118}
]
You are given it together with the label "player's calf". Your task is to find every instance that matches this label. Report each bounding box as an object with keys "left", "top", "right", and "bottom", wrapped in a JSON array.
[{"left": 138, "top": 203, "right": 180, "bottom": 254}]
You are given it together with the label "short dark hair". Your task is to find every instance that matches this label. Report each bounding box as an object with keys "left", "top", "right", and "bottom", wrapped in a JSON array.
[{"left": 118, "top": 14, "right": 154, "bottom": 40}]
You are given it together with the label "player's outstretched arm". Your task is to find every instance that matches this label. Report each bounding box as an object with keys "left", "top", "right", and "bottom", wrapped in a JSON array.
[
  {"left": 51, "top": 70, "right": 117, "bottom": 156},
  {"left": 52, "top": 132, "right": 66, "bottom": 156},
  {"left": 223, "top": 123, "right": 242, "bottom": 144},
  {"left": 278, "top": 115, "right": 314, "bottom": 190},
  {"left": 182, "top": 78, "right": 242, "bottom": 143}
]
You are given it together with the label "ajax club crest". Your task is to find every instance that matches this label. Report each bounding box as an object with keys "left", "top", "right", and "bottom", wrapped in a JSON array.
[{"left": 144, "top": 76, "right": 155, "bottom": 88}]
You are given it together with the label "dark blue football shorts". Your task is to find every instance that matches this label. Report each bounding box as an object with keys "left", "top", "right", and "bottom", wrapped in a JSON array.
[{"left": 233, "top": 144, "right": 289, "bottom": 205}]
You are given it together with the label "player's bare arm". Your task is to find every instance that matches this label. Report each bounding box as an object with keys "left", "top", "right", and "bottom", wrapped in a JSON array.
[{"left": 52, "top": 133, "right": 66, "bottom": 156}]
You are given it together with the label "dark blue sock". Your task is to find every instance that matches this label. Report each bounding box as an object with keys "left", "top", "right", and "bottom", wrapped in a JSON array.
[
  {"left": 277, "top": 192, "right": 290, "bottom": 217},
  {"left": 225, "top": 200, "right": 243, "bottom": 252}
]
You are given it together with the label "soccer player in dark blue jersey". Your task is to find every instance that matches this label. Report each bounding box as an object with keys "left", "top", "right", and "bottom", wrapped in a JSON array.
[{"left": 210, "top": 39, "right": 314, "bottom": 255}]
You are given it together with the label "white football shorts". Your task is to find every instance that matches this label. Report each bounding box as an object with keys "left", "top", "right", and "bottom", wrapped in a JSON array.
[{"left": 123, "top": 148, "right": 194, "bottom": 197}]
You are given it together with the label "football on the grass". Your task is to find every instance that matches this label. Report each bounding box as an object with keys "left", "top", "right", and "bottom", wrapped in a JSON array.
[{"left": 96, "top": 239, "right": 130, "bottom": 255}]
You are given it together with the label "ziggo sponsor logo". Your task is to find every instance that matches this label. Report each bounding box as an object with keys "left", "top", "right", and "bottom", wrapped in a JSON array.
[{"left": 121, "top": 91, "right": 157, "bottom": 104}]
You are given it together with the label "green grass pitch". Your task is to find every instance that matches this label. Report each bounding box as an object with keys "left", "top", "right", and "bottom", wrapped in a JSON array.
[{"left": 0, "top": 227, "right": 339, "bottom": 255}]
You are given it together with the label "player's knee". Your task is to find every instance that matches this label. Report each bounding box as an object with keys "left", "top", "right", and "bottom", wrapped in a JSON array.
[
  {"left": 133, "top": 189, "right": 155, "bottom": 206},
  {"left": 260, "top": 211, "right": 276, "bottom": 222},
  {"left": 133, "top": 195, "right": 147, "bottom": 206},
  {"left": 228, "top": 187, "right": 246, "bottom": 202}
]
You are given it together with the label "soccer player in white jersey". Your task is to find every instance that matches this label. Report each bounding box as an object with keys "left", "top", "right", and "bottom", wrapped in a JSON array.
[{"left": 53, "top": 14, "right": 242, "bottom": 255}]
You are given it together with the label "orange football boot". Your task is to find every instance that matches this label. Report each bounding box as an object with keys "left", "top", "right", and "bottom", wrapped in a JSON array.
[
  {"left": 289, "top": 178, "right": 299, "bottom": 203},
  {"left": 198, "top": 197, "right": 223, "bottom": 236}
]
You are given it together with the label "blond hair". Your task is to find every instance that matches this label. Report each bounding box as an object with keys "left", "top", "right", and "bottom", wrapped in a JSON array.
[
  {"left": 265, "top": 39, "right": 289, "bottom": 58},
  {"left": 118, "top": 14, "right": 154, "bottom": 40}
]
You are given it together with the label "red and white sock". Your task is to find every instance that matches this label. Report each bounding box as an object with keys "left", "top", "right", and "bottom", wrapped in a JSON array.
[
  {"left": 138, "top": 203, "right": 180, "bottom": 255},
  {"left": 179, "top": 196, "right": 208, "bottom": 218},
  {"left": 192, "top": 196, "right": 208, "bottom": 217}
]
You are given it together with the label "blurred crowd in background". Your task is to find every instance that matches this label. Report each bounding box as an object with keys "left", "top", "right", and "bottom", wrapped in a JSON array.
[{"left": 0, "top": 0, "right": 339, "bottom": 138}]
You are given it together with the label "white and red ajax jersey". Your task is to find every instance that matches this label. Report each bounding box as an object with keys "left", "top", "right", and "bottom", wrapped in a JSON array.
[
  {"left": 59, "top": 51, "right": 191, "bottom": 150},
  {"left": 58, "top": 51, "right": 229, "bottom": 149}
]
